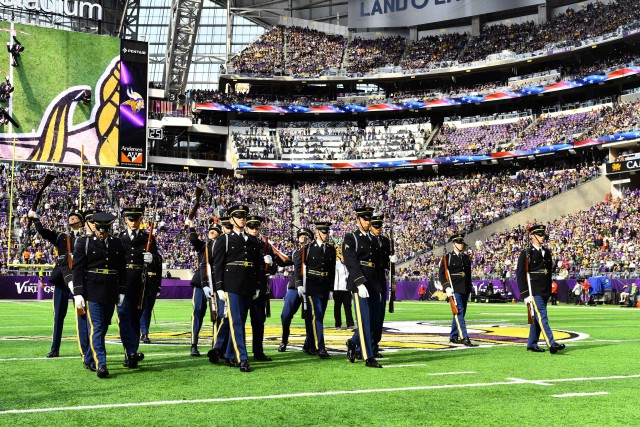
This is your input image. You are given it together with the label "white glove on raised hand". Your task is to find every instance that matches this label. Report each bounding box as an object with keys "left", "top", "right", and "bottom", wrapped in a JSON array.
[
  {"left": 253, "top": 289, "right": 260, "bottom": 300},
  {"left": 68, "top": 281, "right": 74, "bottom": 295},
  {"left": 73, "top": 295, "right": 85, "bottom": 309},
  {"left": 297, "top": 286, "right": 305, "bottom": 298},
  {"left": 186, "top": 219, "right": 194, "bottom": 228},
  {"left": 217, "top": 290, "right": 226, "bottom": 301},
  {"left": 203, "top": 286, "right": 214, "bottom": 300},
  {"left": 263, "top": 255, "right": 273, "bottom": 265},
  {"left": 28, "top": 210, "right": 38, "bottom": 219},
  {"left": 143, "top": 252, "right": 153, "bottom": 265},
  {"left": 524, "top": 296, "right": 533, "bottom": 305},
  {"left": 389, "top": 254, "right": 398, "bottom": 263},
  {"left": 117, "top": 294, "right": 125, "bottom": 306},
  {"left": 445, "top": 287, "right": 453, "bottom": 297},
  {"left": 357, "top": 284, "right": 369, "bottom": 298}
]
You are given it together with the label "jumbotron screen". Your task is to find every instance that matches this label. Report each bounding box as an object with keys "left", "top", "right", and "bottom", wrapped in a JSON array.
[{"left": 0, "top": 22, "right": 148, "bottom": 169}]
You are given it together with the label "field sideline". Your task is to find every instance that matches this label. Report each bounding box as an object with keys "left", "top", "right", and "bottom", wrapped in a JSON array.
[{"left": 0, "top": 299, "right": 639, "bottom": 426}]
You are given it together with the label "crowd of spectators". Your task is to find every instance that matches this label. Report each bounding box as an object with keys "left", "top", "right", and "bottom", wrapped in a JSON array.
[
  {"left": 345, "top": 35, "right": 406, "bottom": 75},
  {"left": 286, "top": 26, "right": 346, "bottom": 77},
  {"left": 232, "top": 26, "right": 284, "bottom": 76},
  {"left": 433, "top": 119, "right": 532, "bottom": 157}
]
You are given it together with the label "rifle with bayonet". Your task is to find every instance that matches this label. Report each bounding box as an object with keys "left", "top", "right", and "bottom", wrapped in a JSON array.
[
  {"left": 525, "top": 230, "right": 534, "bottom": 325},
  {"left": 23, "top": 173, "right": 56, "bottom": 252},
  {"left": 388, "top": 215, "right": 396, "bottom": 313}
]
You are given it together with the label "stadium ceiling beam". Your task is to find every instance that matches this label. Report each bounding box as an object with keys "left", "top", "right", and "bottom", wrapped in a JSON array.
[
  {"left": 118, "top": 0, "right": 141, "bottom": 40},
  {"left": 289, "top": 0, "right": 347, "bottom": 11}
]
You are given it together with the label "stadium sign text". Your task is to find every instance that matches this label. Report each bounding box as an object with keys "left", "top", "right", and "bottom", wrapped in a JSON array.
[{"left": 0, "top": 0, "right": 103, "bottom": 21}]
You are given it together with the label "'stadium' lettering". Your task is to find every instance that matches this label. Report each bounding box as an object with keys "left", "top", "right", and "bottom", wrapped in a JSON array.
[{"left": 0, "top": 0, "right": 103, "bottom": 21}]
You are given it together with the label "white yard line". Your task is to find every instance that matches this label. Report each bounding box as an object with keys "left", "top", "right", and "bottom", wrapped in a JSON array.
[
  {"left": 552, "top": 392, "right": 609, "bottom": 398},
  {"left": 1, "top": 374, "right": 637, "bottom": 415},
  {"left": 0, "top": 353, "right": 185, "bottom": 362},
  {"left": 383, "top": 364, "right": 427, "bottom": 368}
]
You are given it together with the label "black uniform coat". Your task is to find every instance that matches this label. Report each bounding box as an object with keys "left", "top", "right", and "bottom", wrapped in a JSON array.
[
  {"left": 119, "top": 230, "right": 161, "bottom": 298},
  {"left": 72, "top": 234, "right": 126, "bottom": 304},
  {"left": 295, "top": 241, "right": 336, "bottom": 299},
  {"left": 288, "top": 249, "right": 302, "bottom": 290},
  {"left": 34, "top": 219, "right": 81, "bottom": 288},
  {"left": 342, "top": 230, "right": 385, "bottom": 294},
  {"left": 516, "top": 245, "right": 553, "bottom": 298},
  {"left": 188, "top": 228, "right": 215, "bottom": 289},
  {"left": 438, "top": 251, "right": 473, "bottom": 294},
  {"left": 212, "top": 231, "right": 262, "bottom": 297}
]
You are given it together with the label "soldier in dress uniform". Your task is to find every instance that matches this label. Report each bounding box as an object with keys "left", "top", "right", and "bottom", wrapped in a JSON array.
[
  {"left": 117, "top": 206, "right": 161, "bottom": 368},
  {"left": 212, "top": 205, "right": 262, "bottom": 372},
  {"left": 245, "top": 215, "right": 293, "bottom": 362},
  {"left": 72, "top": 212, "right": 126, "bottom": 378},
  {"left": 296, "top": 221, "right": 336, "bottom": 359},
  {"left": 278, "top": 227, "right": 313, "bottom": 352},
  {"left": 140, "top": 253, "right": 162, "bottom": 344},
  {"left": 28, "top": 208, "right": 92, "bottom": 367},
  {"left": 83, "top": 209, "right": 99, "bottom": 236},
  {"left": 187, "top": 218, "right": 221, "bottom": 356},
  {"left": 439, "top": 233, "right": 478, "bottom": 347},
  {"left": 517, "top": 225, "right": 566, "bottom": 354},
  {"left": 369, "top": 214, "right": 397, "bottom": 358},
  {"left": 208, "top": 217, "right": 233, "bottom": 363},
  {"left": 343, "top": 206, "right": 383, "bottom": 368}
]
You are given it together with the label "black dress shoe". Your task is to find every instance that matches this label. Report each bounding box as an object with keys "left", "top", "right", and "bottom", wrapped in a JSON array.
[
  {"left": 549, "top": 343, "right": 566, "bottom": 354},
  {"left": 141, "top": 334, "right": 151, "bottom": 344},
  {"left": 346, "top": 339, "right": 356, "bottom": 363},
  {"left": 307, "top": 348, "right": 318, "bottom": 356},
  {"left": 96, "top": 366, "right": 109, "bottom": 378},
  {"left": 355, "top": 352, "right": 363, "bottom": 360},
  {"left": 225, "top": 359, "right": 238, "bottom": 368},
  {"left": 449, "top": 337, "right": 462, "bottom": 344},
  {"left": 83, "top": 362, "right": 96, "bottom": 372},
  {"left": 46, "top": 351, "right": 59, "bottom": 358},
  {"left": 374, "top": 352, "right": 384, "bottom": 358},
  {"left": 254, "top": 353, "right": 273, "bottom": 362},
  {"left": 461, "top": 338, "right": 478, "bottom": 347},
  {"left": 124, "top": 354, "right": 138, "bottom": 368},
  {"left": 190, "top": 345, "right": 201, "bottom": 357},
  {"left": 239, "top": 360, "right": 251, "bottom": 372},
  {"left": 207, "top": 348, "right": 219, "bottom": 363},
  {"left": 317, "top": 349, "right": 330, "bottom": 359},
  {"left": 365, "top": 358, "right": 382, "bottom": 368},
  {"left": 278, "top": 342, "right": 287, "bottom": 352},
  {"left": 133, "top": 352, "right": 144, "bottom": 362},
  {"left": 527, "top": 346, "right": 545, "bottom": 353}
]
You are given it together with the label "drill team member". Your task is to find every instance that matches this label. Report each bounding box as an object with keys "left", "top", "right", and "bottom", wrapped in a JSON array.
[
  {"left": 72, "top": 212, "right": 126, "bottom": 378},
  {"left": 212, "top": 205, "right": 262, "bottom": 372},
  {"left": 187, "top": 218, "right": 221, "bottom": 356},
  {"left": 208, "top": 217, "right": 233, "bottom": 363},
  {"left": 118, "top": 206, "right": 160, "bottom": 368},
  {"left": 439, "top": 233, "right": 478, "bottom": 347},
  {"left": 343, "top": 206, "right": 383, "bottom": 368},
  {"left": 278, "top": 228, "right": 313, "bottom": 352},
  {"left": 517, "top": 225, "right": 566, "bottom": 354},
  {"left": 296, "top": 221, "right": 336, "bottom": 359},
  {"left": 140, "top": 253, "right": 163, "bottom": 344},
  {"left": 369, "top": 214, "right": 397, "bottom": 357},
  {"left": 29, "top": 208, "right": 92, "bottom": 366}
]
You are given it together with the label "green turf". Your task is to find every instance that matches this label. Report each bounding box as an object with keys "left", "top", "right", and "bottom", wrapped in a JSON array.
[
  {"left": 0, "top": 299, "right": 639, "bottom": 426},
  {"left": 0, "top": 22, "right": 119, "bottom": 132}
]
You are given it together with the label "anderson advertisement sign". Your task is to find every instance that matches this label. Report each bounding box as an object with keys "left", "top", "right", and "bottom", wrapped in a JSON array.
[{"left": 348, "top": 0, "right": 543, "bottom": 29}]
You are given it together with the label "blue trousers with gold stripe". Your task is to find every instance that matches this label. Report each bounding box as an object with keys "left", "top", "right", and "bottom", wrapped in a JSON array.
[
  {"left": 450, "top": 292, "right": 470, "bottom": 340},
  {"left": 304, "top": 295, "right": 327, "bottom": 352},
  {"left": 191, "top": 287, "right": 207, "bottom": 345},
  {"left": 280, "top": 289, "right": 302, "bottom": 344},
  {"left": 140, "top": 293, "right": 157, "bottom": 336},
  {"left": 528, "top": 295, "right": 557, "bottom": 348},
  {"left": 75, "top": 312, "right": 93, "bottom": 366},
  {"left": 116, "top": 295, "right": 141, "bottom": 355},
  {"left": 371, "top": 291, "right": 386, "bottom": 355},
  {"left": 225, "top": 292, "right": 250, "bottom": 363},
  {"left": 50, "top": 285, "right": 70, "bottom": 353},
  {"left": 213, "top": 295, "right": 229, "bottom": 351},
  {"left": 249, "top": 297, "right": 266, "bottom": 355},
  {"left": 351, "top": 292, "right": 374, "bottom": 360},
  {"left": 86, "top": 301, "right": 115, "bottom": 368}
]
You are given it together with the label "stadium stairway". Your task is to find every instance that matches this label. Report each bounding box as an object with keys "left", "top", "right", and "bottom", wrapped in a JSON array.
[{"left": 397, "top": 173, "right": 611, "bottom": 270}]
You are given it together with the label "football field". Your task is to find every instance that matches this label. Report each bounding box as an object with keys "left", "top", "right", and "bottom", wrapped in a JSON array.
[{"left": 0, "top": 299, "right": 638, "bottom": 426}]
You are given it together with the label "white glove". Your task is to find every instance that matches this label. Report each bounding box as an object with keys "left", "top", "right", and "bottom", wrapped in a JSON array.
[
  {"left": 143, "top": 252, "right": 153, "bottom": 265},
  {"left": 186, "top": 219, "right": 194, "bottom": 228},
  {"left": 73, "top": 295, "right": 85, "bottom": 309},
  {"left": 445, "top": 287, "right": 453, "bottom": 297},
  {"left": 203, "top": 286, "right": 214, "bottom": 300},
  {"left": 156, "top": 288, "right": 162, "bottom": 297},
  {"left": 389, "top": 254, "right": 398, "bottom": 263},
  {"left": 217, "top": 290, "right": 226, "bottom": 301},
  {"left": 263, "top": 255, "right": 273, "bottom": 265},
  {"left": 253, "top": 289, "right": 260, "bottom": 300},
  {"left": 357, "top": 284, "right": 369, "bottom": 298},
  {"left": 28, "top": 210, "right": 38, "bottom": 219},
  {"left": 68, "top": 281, "right": 74, "bottom": 294},
  {"left": 329, "top": 291, "right": 333, "bottom": 300},
  {"left": 524, "top": 296, "right": 533, "bottom": 305},
  {"left": 117, "top": 294, "right": 125, "bottom": 306},
  {"left": 297, "top": 286, "right": 305, "bottom": 298}
]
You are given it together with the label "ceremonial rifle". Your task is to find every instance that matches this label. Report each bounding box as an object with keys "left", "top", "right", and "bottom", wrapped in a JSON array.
[
  {"left": 442, "top": 239, "right": 459, "bottom": 315},
  {"left": 138, "top": 177, "right": 161, "bottom": 310},
  {"left": 388, "top": 215, "right": 396, "bottom": 313},
  {"left": 300, "top": 233, "right": 308, "bottom": 319},
  {"left": 206, "top": 219, "right": 218, "bottom": 331},
  {"left": 23, "top": 172, "right": 56, "bottom": 252}
]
